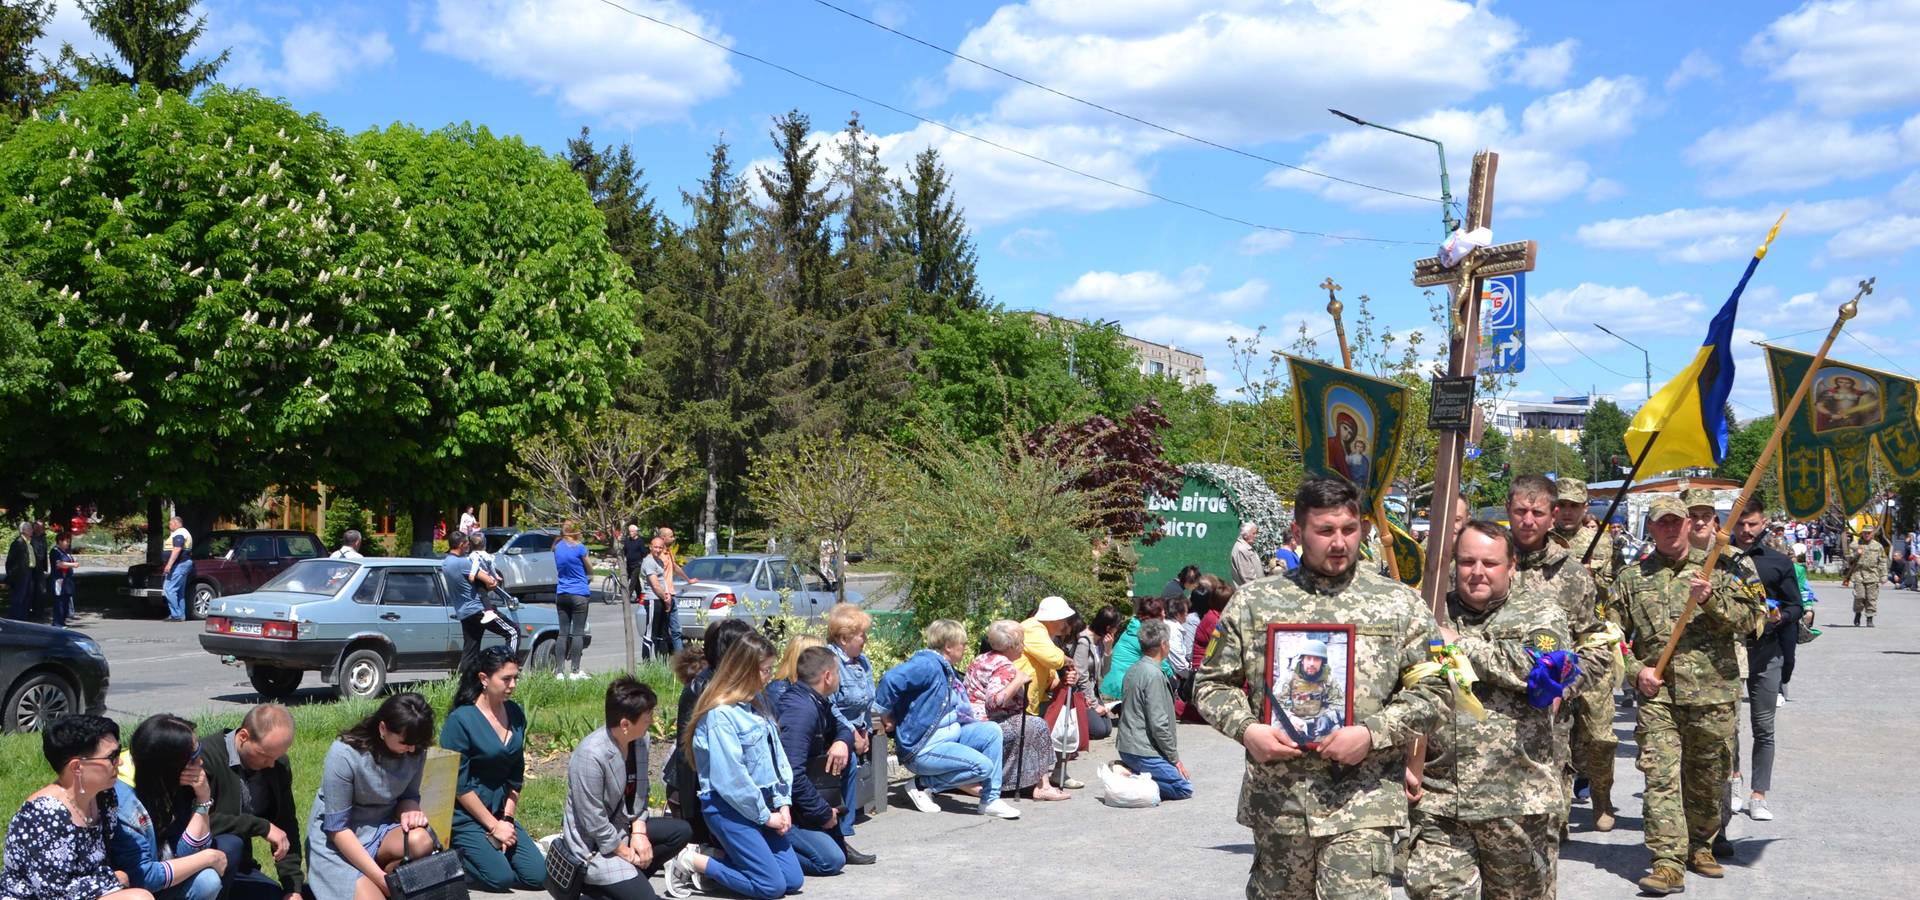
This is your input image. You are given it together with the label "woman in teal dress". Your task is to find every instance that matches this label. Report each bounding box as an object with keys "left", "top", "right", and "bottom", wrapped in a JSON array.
[{"left": 440, "top": 646, "right": 545, "bottom": 891}]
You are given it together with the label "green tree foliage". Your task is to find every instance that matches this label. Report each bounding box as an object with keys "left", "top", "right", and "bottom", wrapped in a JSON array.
[
  {"left": 352, "top": 123, "right": 645, "bottom": 551},
  {"left": 1579, "top": 398, "right": 1631, "bottom": 484},
  {"left": 60, "top": 0, "right": 227, "bottom": 92},
  {"left": 0, "top": 86, "right": 419, "bottom": 515},
  {"left": 1717, "top": 414, "right": 1778, "bottom": 502},
  {"left": 1465, "top": 427, "right": 1510, "bottom": 509},
  {"left": 565, "top": 127, "right": 667, "bottom": 288},
  {"left": 744, "top": 433, "right": 897, "bottom": 603},
  {"left": 319, "top": 493, "right": 380, "bottom": 557},
  {"left": 883, "top": 431, "right": 1101, "bottom": 629},
  {"left": 1509, "top": 431, "right": 1586, "bottom": 480},
  {"left": 899, "top": 147, "right": 981, "bottom": 314},
  {"left": 1, "top": 0, "right": 54, "bottom": 120}
]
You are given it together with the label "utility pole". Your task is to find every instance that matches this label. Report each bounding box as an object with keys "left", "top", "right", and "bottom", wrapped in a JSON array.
[
  {"left": 1594, "top": 323, "right": 1652, "bottom": 402},
  {"left": 1330, "top": 109, "right": 1457, "bottom": 238}
]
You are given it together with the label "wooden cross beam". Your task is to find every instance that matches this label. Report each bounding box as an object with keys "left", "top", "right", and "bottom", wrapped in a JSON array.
[{"left": 1411, "top": 150, "right": 1538, "bottom": 617}]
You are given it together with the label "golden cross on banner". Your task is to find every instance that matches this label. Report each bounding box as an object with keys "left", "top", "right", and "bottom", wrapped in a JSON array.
[{"left": 1409, "top": 151, "right": 1538, "bottom": 617}]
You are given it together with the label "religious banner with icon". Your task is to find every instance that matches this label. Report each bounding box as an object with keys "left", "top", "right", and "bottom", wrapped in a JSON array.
[
  {"left": 1286, "top": 355, "right": 1410, "bottom": 511},
  {"left": 1764, "top": 345, "right": 1920, "bottom": 520}
]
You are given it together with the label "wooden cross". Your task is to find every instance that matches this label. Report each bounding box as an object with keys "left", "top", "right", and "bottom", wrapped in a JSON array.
[{"left": 1410, "top": 151, "right": 1538, "bottom": 616}]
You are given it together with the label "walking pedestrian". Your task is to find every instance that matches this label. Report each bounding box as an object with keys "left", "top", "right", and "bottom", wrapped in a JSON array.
[
  {"left": 621, "top": 525, "right": 648, "bottom": 604},
  {"left": 1843, "top": 529, "right": 1888, "bottom": 626},
  {"left": 5, "top": 522, "right": 30, "bottom": 620},
  {"left": 458, "top": 506, "right": 479, "bottom": 538},
  {"left": 1727, "top": 502, "right": 1798, "bottom": 824},
  {"left": 50, "top": 532, "right": 77, "bottom": 628},
  {"left": 1230, "top": 523, "right": 1263, "bottom": 586},
  {"left": 444, "top": 531, "right": 514, "bottom": 676},
  {"left": 553, "top": 522, "right": 592, "bottom": 679},
  {"left": 329, "top": 531, "right": 364, "bottom": 560},
  {"left": 30, "top": 521, "right": 49, "bottom": 620},
  {"left": 162, "top": 516, "right": 194, "bottom": 622}
]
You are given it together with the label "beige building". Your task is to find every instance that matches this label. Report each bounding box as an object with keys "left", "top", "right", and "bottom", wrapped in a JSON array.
[{"left": 1028, "top": 312, "right": 1207, "bottom": 387}]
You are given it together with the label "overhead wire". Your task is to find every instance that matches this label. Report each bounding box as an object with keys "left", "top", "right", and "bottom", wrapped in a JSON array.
[
  {"left": 1842, "top": 331, "right": 1916, "bottom": 379},
  {"left": 586, "top": 0, "right": 1430, "bottom": 247},
  {"left": 805, "top": 0, "right": 1444, "bottom": 206}
]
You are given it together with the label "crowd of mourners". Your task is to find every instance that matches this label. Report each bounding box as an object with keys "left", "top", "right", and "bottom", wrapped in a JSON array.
[{"left": 1, "top": 583, "right": 1214, "bottom": 900}]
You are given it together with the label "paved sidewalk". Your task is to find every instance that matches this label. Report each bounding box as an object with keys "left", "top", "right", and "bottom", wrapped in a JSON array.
[{"left": 485, "top": 582, "right": 1911, "bottom": 899}]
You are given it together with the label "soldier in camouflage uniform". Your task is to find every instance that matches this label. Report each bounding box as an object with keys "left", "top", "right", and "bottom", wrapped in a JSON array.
[
  {"left": 1502, "top": 476, "right": 1610, "bottom": 835},
  {"left": 1404, "top": 521, "right": 1571, "bottom": 900},
  {"left": 1196, "top": 476, "right": 1450, "bottom": 900},
  {"left": 1550, "top": 476, "right": 1624, "bottom": 832},
  {"left": 1844, "top": 528, "right": 1889, "bottom": 626},
  {"left": 1619, "top": 496, "right": 1766, "bottom": 895}
]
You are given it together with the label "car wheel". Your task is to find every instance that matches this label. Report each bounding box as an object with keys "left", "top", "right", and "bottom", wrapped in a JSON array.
[
  {"left": 336, "top": 649, "right": 388, "bottom": 701},
  {"left": 248, "top": 664, "right": 303, "bottom": 699},
  {"left": 529, "top": 637, "right": 558, "bottom": 671},
  {"left": 190, "top": 581, "right": 219, "bottom": 620},
  {"left": 4, "top": 672, "right": 78, "bottom": 733}
]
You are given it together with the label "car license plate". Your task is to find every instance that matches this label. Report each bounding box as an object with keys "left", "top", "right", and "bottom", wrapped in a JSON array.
[
  {"left": 229, "top": 622, "right": 263, "bottom": 636},
  {"left": 678, "top": 598, "right": 699, "bottom": 609}
]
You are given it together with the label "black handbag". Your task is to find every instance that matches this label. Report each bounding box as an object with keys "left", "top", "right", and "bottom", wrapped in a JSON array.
[
  {"left": 544, "top": 837, "right": 586, "bottom": 900},
  {"left": 384, "top": 832, "right": 469, "bottom": 900}
]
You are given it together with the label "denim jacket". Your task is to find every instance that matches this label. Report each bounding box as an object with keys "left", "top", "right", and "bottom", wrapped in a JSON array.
[
  {"left": 829, "top": 643, "right": 874, "bottom": 736},
  {"left": 874, "top": 649, "right": 964, "bottom": 759},
  {"left": 693, "top": 702, "right": 794, "bottom": 826},
  {"left": 108, "top": 780, "right": 211, "bottom": 892}
]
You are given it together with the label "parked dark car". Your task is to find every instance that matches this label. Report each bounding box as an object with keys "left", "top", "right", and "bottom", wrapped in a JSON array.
[
  {"left": 124, "top": 529, "right": 326, "bottom": 620},
  {"left": 200, "top": 557, "right": 583, "bottom": 700},
  {"left": 1, "top": 618, "right": 110, "bottom": 732}
]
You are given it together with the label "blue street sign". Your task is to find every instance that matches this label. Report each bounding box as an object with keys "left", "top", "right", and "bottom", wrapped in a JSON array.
[
  {"left": 1465, "top": 446, "right": 1483, "bottom": 460},
  {"left": 1480, "top": 273, "right": 1526, "bottom": 373}
]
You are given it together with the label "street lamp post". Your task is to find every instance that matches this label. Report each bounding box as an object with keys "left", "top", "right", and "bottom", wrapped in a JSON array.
[
  {"left": 1593, "top": 323, "right": 1653, "bottom": 402},
  {"left": 1328, "top": 108, "right": 1457, "bottom": 239}
]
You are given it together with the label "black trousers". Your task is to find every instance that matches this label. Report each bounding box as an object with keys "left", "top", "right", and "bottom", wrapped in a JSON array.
[
  {"left": 1776, "top": 606, "right": 1802, "bottom": 686},
  {"left": 580, "top": 817, "right": 693, "bottom": 900},
  {"left": 460, "top": 611, "right": 520, "bottom": 674},
  {"left": 214, "top": 833, "right": 292, "bottom": 900}
]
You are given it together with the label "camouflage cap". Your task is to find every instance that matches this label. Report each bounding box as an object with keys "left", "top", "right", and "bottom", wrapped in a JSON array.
[
  {"left": 1681, "top": 488, "right": 1717, "bottom": 510},
  {"left": 1555, "top": 476, "right": 1589, "bottom": 504},
  {"left": 1649, "top": 496, "right": 1688, "bottom": 521}
]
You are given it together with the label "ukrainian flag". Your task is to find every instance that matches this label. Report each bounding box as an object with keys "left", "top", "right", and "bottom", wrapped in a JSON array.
[{"left": 1624, "top": 212, "right": 1786, "bottom": 475}]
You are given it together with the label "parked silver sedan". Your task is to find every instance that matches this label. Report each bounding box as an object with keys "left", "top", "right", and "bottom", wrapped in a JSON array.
[
  {"left": 198, "top": 556, "right": 585, "bottom": 700},
  {"left": 671, "top": 554, "right": 861, "bottom": 639}
]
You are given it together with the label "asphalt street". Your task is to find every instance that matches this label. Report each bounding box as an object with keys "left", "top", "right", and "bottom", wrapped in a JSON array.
[
  {"left": 59, "top": 570, "right": 893, "bottom": 718},
  {"left": 47, "top": 577, "right": 1917, "bottom": 897}
]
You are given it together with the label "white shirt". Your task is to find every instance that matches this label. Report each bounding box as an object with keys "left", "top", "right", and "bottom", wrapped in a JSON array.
[{"left": 330, "top": 546, "right": 363, "bottom": 560}]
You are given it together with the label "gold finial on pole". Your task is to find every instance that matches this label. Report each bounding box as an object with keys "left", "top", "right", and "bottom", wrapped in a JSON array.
[
  {"left": 1322, "top": 277, "right": 1354, "bottom": 369},
  {"left": 1841, "top": 277, "right": 1872, "bottom": 321}
]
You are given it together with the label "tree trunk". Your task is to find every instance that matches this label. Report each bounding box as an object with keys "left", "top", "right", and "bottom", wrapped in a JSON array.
[
  {"left": 408, "top": 497, "right": 438, "bottom": 558},
  {"left": 145, "top": 495, "right": 164, "bottom": 565},
  {"left": 701, "top": 439, "right": 720, "bottom": 548},
  {"left": 834, "top": 528, "right": 847, "bottom": 605}
]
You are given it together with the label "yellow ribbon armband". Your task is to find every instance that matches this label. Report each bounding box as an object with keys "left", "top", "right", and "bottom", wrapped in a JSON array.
[
  {"left": 1577, "top": 621, "right": 1629, "bottom": 688},
  {"left": 1404, "top": 642, "right": 1486, "bottom": 721}
]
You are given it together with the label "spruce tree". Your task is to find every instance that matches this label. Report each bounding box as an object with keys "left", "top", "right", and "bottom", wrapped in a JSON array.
[
  {"left": 60, "top": 0, "right": 228, "bottom": 92},
  {"left": 0, "top": 0, "right": 54, "bottom": 119}
]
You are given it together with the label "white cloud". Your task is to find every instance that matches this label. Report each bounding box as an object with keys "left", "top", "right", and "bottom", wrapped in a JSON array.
[
  {"left": 1747, "top": 0, "right": 1920, "bottom": 116},
  {"left": 1826, "top": 215, "right": 1920, "bottom": 260},
  {"left": 1575, "top": 198, "right": 1880, "bottom": 262},
  {"left": 1238, "top": 231, "right": 1295, "bottom": 255},
  {"left": 1510, "top": 39, "right": 1577, "bottom": 90},
  {"left": 997, "top": 227, "right": 1061, "bottom": 260},
  {"left": 1686, "top": 112, "right": 1920, "bottom": 197},
  {"left": 1056, "top": 265, "right": 1215, "bottom": 312},
  {"left": 221, "top": 20, "right": 395, "bottom": 94},
  {"left": 1532, "top": 283, "right": 1704, "bottom": 335},
  {"left": 423, "top": 0, "right": 736, "bottom": 124},
  {"left": 1665, "top": 49, "right": 1721, "bottom": 91},
  {"left": 946, "top": 0, "right": 1527, "bottom": 144},
  {"left": 1268, "top": 77, "right": 1646, "bottom": 212},
  {"left": 1890, "top": 171, "right": 1920, "bottom": 212}
]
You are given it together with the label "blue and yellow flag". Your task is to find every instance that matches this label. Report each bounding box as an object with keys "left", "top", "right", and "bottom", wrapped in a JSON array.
[{"left": 1624, "top": 212, "right": 1785, "bottom": 474}]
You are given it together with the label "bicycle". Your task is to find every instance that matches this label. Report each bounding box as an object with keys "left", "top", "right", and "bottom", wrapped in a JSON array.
[{"left": 600, "top": 570, "right": 631, "bottom": 606}]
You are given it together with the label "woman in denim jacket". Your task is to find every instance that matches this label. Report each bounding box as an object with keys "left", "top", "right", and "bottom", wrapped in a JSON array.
[
  {"left": 874, "top": 620, "right": 1021, "bottom": 820},
  {"left": 825, "top": 604, "right": 874, "bottom": 839},
  {"left": 108, "top": 716, "right": 256, "bottom": 900},
  {"left": 662, "top": 632, "right": 802, "bottom": 900}
]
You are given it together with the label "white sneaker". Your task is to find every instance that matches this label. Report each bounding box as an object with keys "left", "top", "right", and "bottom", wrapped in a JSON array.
[
  {"left": 1776, "top": 693, "right": 1786, "bottom": 707},
  {"left": 905, "top": 786, "right": 939, "bottom": 813},
  {"left": 979, "top": 799, "right": 1022, "bottom": 820},
  {"left": 1749, "top": 797, "right": 1774, "bottom": 821},
  {"left": 1730, "top": 792, "right": 1745, "bottom": 813},
  {"left": 665, "top": 845, "right": 704, "bottom": 896}
]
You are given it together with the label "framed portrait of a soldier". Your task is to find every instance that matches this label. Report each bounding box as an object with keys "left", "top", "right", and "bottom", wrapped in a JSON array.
[{"left": 1260, "top": 624, "right": 1356, "bottom": 750}]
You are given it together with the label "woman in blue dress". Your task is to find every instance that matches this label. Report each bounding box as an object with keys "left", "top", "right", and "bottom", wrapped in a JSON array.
[
  {"left": 306, "top": 693, "right": 436, "bottom": 900},
  {"left": 441, "top": 645, "right": 545, "bottom": 891}
]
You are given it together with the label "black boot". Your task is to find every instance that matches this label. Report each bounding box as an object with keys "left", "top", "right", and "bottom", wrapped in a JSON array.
[
  {"left": 1855, "top": 612, "right": 1863, "bottom": 626},
  {"left": 1868, "top": 616, "right": 1875, "bottom": 627},
  {"left": 839, "top": 841, "right": 877, "bottom": 865}
]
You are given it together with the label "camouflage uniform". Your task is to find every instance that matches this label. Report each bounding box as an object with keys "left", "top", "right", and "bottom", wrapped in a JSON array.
[
  {"left": 1552, "top": 478, "right": 1625, "bottom": 820},
  {"left": 1196, "top": 565, "right": 1450, "bottom": 900},
  {"left": 1618, "top": 539, "right": 1764, "bottom": 874},
  {"left": 1406, "top": 588, "right": 1569, "bottom": 900},
  {"left": 1847, "top": 540, "right": 1888, "bottom": 618},
  {"left": 1511, "top": 534, "right": 1608, "bottom": 826}
]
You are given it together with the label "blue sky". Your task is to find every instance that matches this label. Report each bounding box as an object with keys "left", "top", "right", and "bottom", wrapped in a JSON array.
[{"left": 34, "top": 1, "right": 1920, "bottom": 420}]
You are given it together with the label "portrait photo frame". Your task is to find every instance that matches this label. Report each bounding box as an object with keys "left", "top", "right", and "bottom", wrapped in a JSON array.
[{"left": 1260, "top": 623, "right": 1357, "bottom": 751}]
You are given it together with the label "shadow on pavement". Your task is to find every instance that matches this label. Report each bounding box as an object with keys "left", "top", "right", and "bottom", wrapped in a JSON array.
[
  {"left": 1206, "top": 843, "right": 1254, "bottom": 856},
  {"left": 1558, "top": 835, "right": 1648, "bottom": 887}
]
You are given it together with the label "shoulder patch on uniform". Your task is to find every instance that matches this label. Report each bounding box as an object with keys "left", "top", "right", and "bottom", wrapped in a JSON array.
[
  {"left": 1356, "top": 624, "right": 1395, "bottom": 637},
  {"left": 1529, "top": 630, "right": 1559, "bottom": 654}
]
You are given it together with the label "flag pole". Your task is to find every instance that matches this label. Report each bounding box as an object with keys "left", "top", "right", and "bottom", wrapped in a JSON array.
[
  {"left": 1583, "top": 432, "right": 1661, "bottom": 565},
  {"left": 1327, "top": 287, "right": 1401, "bottom": 582},
  {"left": 1653, "top": 278, "right": 1870, "bottom": 677}
]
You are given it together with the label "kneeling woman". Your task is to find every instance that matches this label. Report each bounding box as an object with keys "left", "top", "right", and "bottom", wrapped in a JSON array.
[
  {"left": 442, "top": 646, "right": 545, "bottom": 891},
  {"left": 560, "top": 676, "right": 692, "bottom": 900},
  {"left": 109, "top": 715, "right": 265, "bottom": 900},
  {"left": 307, "top": 693, "right": 437, "bottom": 900},
  {"left": 665, "top": 632, "right": 805, "bottom": 900}
]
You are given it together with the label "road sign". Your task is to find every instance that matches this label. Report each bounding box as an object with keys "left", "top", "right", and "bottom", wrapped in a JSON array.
[{"left": 1478, "top": 273, "right": 1526, "bottom": 373}]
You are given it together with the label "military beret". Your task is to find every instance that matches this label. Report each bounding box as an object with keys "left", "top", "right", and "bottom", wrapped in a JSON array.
[
  {"left": 1555, "top": 477, "right": 1588, "bottom": 504},
  {"left": 1649, "top": 496, "right": 1688, "bottom": 521}
]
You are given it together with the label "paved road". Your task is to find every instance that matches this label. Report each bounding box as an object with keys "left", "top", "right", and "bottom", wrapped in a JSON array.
[{"left": 60, "top": 571, "right": 892, "bottom": 718}]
